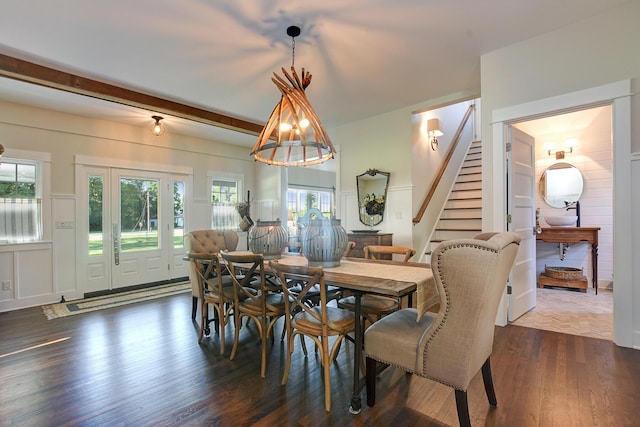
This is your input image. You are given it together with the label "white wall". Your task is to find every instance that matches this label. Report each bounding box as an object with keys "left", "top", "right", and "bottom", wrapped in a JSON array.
[
  {"left": 480, "top": 1, "right": 640, "bottom": 347},
  {"left": 333, "top": 91, "right": 478, "bottom": 249},
  {"left": 0, "top": 100, "right": 257, "bottom": 311}
]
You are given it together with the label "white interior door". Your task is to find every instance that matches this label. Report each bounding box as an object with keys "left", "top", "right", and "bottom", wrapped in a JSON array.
[{"left": 507, "top": 126, "right": 537, "bottom": 321}]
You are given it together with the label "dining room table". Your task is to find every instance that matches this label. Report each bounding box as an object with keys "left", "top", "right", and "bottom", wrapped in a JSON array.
[{"left": 272, "top": 254, "right": 437, "bottom": 414}]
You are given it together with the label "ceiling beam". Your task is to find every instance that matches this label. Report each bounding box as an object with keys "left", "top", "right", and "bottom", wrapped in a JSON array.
[{"left": 0, "top": 53, "right": 264, "bottom": 136}]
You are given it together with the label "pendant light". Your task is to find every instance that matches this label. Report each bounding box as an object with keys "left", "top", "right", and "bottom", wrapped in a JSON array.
[{"left": 250, "top": 26, "right": 335, "bottom": 167}]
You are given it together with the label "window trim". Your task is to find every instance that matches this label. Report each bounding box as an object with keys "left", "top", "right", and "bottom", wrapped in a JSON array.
[
  {"left": 0, "top": 148, "right": 51, "bottom": 244},
  {"left": 207, "top": 171, "right": 244, "bottom": 231}
]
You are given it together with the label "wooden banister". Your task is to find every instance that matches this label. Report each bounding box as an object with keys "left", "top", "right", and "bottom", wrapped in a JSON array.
[{"left": 412, "top": 104, "right": 476, "bottom": 224}]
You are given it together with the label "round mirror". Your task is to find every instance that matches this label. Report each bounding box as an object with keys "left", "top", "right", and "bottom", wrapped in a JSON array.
[{"left": 539, "top": 162, "right": 584, "bottom": 208}]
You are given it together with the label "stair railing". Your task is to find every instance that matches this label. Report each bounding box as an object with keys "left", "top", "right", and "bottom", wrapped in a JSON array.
[{"left": 412, "top": 104, "right": 476, "bottom": 224}]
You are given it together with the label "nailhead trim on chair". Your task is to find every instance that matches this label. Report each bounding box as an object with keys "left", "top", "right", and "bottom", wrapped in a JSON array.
[{"left": 421, "top": 242, "right": 500, "bottom": 380}]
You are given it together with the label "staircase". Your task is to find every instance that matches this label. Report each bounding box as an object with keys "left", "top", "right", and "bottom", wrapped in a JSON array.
[{"left": 425, "top": 140, "right": 482, "bottom": 262}]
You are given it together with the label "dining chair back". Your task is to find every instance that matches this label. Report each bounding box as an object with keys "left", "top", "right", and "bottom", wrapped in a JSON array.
[
  {"left": 185, "top": 230, "right": 239, "bottom": 319},
  {"left": 221, "top": 251, "right": 286, "bottom": 378},
  {"left": 187, "top": 252, "right": 235, "bottom": 354},
  {"left": 364, "top": 245, "right": 416, "bottom": 262},
  {"left": 269, "top": 260, "right": 356, "bottom": 412},
  {"left": 338, "top": 245, "right": 417, "bottom": 326},
  {"left": 364, "top": 231, "right": 521, "bottom": 427}
]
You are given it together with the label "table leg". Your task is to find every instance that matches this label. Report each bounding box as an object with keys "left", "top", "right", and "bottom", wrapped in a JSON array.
[
  {"left": 592, "top": 243, "right": 598, "bottom": 295},
  {"left": 349, "top": 291, "right": 363, "bottom": 414}
]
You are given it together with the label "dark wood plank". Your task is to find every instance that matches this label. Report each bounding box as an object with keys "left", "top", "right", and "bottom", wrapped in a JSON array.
[{"left": 1, "top": 293, "right": 639, "bottom": 426}]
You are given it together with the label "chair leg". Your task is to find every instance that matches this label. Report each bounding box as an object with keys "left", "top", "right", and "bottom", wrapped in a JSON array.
[
  {"left": 198, "top": 302, "right": 208, "bottom": 343},
  {"left": 481, "top": 357, "right": 498, "bottom": 407},
  {"left": 191, "top": 296, "right": 198, "bottom": 320},
  {"left": 281, "top": 330, "right": 294, "bottom": 385},
  {"left": 454, "top": 389, "right": 471, "bottom": 427},
  {"left": 321, "top": 336, "right": 331, "bottom": 412},
  {"left": 260, "top": 316, "right": 267, "bottom": 378},
  {"left": 365, "top": 357, "right": 377, "bottom": 406},
  {"left": 230, "top": 309, "right": 242, "bottom": 361},
  {"left": 216, "top": 304, "right": 225, "bottom": 355}
]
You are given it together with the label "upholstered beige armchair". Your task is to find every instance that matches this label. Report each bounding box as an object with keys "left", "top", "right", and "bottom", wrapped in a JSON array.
[
  {"left": 365, "top": 231, "right": 520, "bottom": 427},
  {"left": 185, "top": 230, "right": 239, "bottom": 319}
]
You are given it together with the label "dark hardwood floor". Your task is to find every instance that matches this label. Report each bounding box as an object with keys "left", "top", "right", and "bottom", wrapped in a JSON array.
[{"left": 1, "top": 293, "right": 639, "bottom": 426}]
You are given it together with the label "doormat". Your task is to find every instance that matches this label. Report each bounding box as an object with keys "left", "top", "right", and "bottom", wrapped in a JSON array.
[{"left": 42, "top": 282, "right": 191, "bottom": 320}]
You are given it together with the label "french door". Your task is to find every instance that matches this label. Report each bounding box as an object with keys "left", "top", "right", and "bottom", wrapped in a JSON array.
[{"left": 77, "top": 166, "right": 188, "bottom": 294}]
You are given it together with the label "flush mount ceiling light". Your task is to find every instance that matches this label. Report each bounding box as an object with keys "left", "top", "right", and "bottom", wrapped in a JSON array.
[
  {"left": 250, "top": 25, "right": 335, "bottom": 167},
  {"left": 151, "top": 115, "right": 165, "bottom": 136}
]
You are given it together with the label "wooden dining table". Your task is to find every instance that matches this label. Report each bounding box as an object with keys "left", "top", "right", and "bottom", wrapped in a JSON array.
[{"left": 273, "top": 254, "right": 436, "bottom": 414}]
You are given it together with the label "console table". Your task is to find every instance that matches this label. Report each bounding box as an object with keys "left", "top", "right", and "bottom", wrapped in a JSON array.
[
  {"left": 536, "top": 227, "right": 600, "bottom": 294},
  {"left": 347, "top": 232, "right": 392, "bottom": 259}
]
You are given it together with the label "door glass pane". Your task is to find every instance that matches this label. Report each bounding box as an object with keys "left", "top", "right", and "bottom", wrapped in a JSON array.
[
  {"left": 88, "top": 175, "right": 104, "bottom": 256},
  {"left": 173, "top": 181, "right": 184, "bottom": 248},
  {"left": 120, "top": 178, "right": 159, "bottom": 252}
]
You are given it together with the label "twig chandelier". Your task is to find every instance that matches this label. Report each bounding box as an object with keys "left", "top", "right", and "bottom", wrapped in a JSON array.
[{"left": 250, "top": 25, "right": 335, "bottom": 167}]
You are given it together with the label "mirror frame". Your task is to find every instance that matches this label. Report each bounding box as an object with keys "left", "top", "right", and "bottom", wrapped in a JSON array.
[
  {"left": 539, "top": 162, "right": 584, "bottom": 208},
  {"left": 356, "top": 169, "right": 390, "bottom": 227}
]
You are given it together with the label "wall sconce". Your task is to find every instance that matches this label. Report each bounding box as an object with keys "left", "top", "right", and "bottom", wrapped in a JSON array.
[
  {"left": 151, "top": 115, "right": 165, "bottom": 136},
  {"left": 427, "top": 118, "right": 443, "bottom": 151},
  {"left": 544, "top": 138, "right": 577, "bottom": 159}
]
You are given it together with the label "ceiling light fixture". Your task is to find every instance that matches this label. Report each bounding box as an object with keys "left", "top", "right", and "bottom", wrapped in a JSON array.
[
  {"left": 151, "top": 115, "right": 165, "bottom": 136},
  {"left": 427, "top": 118, "right": 443, "bottom": 151},
  {"left": 544, "top": 138, "right": 577, "bottom": 159},
  {"left": 250, "top": 25, "right": 335, "bottom": 167}
]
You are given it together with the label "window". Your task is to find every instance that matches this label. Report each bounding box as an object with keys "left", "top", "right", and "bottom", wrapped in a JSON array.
[
  {"left": 0, "top": 160, "right": 42, "bottom": 243},
  {"left": 173, "top": 180, "right": 185, "bottom": 248},
  {"left": 211, "top": 178, "right": 241, "bottom": 230},
  {"left": 286, "top": 186, "right": 333, "bottom": 233}
]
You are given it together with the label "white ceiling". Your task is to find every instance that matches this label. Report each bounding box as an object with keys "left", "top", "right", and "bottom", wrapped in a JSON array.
[{"left": 0, "top": 0, "right": 631, "bottom": 146}]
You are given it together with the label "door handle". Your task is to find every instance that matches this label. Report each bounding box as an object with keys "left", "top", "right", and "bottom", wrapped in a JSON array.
[{"left": 113, "top": 223, "right": 120, "bottom": 265}]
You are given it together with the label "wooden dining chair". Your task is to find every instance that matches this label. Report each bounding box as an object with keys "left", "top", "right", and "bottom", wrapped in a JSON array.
[
  {"left": 269, "top": 260, "right": 356, "bottom": 412},
  {"left": 337, "top": 245, "right": 416, "bottom": 326},
  {"left": 364, "top": 232, "right": 521, "bottom": 427},
  {"left": 187, "top": 252, "right": 235, "bottom": 354},
  {"left": 221, "top": 251, "right": 287, "bottom": 378},
  {"left": 185, "top": 229, "right": 239, "bottom": 319}
]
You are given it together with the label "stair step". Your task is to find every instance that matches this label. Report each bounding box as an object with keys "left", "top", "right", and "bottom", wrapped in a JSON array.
[
  {"left": 463, "top": 159, "right": 482, "bottom": 168},
  {"left": 451, "top": 188, "right": 480, "bottom": 194},
  {"left": 448, "top": 197, "right": 482, "bottom": 202},
  {"left": 456, "top": 174, "right": 481, "bottom": 183},
  {"left": 453, "top": 183, "right": 481, "bottom": 192},
  {"left": 460, "top": 165, "right": 481, "bottom": 173},
  {"left": 442, "top": 207, "right": 482, "bottom": 213},
  {"left": 450, "top": 190, "right": 482, "bottom": 200},
  {"left": 433, "top": 229, "right": 481, "bottom": 240}
]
